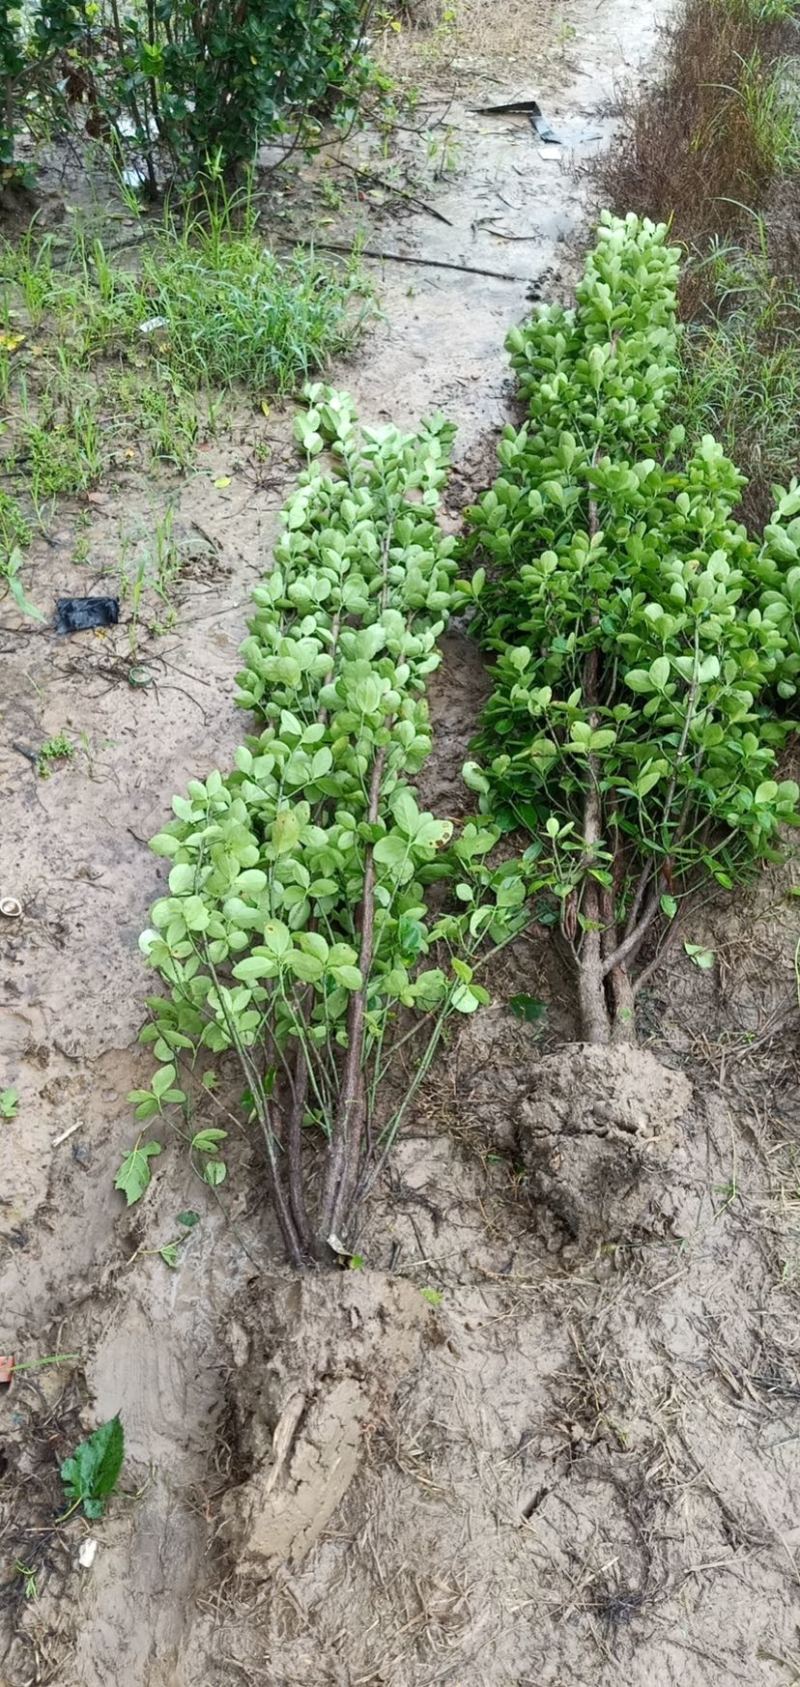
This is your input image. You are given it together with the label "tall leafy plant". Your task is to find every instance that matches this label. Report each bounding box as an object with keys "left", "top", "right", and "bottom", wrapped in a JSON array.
[
  {"left": 1, "top": 0, "right": 374, "bottom": 190},
  {"left": 138, "top": 389, "right": 527, "bottom": 1263},
  {"left": 464, "top": 213, "right": 799, "bottom": 1044}
]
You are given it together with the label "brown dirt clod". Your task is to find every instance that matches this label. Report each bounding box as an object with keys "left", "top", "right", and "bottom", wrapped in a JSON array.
[
  {"left": 516, "top": 1044, "right": 692, "bottom": 1247},
  {"left": 221, "top": 1272, "right": 428, "bottom": 1579}
]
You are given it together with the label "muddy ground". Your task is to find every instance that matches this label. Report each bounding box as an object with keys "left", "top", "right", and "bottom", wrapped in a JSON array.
[{"left": 4, "top": 0, "right": 800, "bottom": 1682}]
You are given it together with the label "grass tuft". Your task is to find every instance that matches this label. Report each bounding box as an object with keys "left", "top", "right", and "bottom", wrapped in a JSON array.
[{"left": 677, "top": 231, "right": 800, "bottom": 523}]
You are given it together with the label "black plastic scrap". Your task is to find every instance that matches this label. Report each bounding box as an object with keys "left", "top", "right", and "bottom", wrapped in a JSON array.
[
  {"left": 473, "top": 98, "right": 561, "bottom": 144},
  {"left": 55, "top": 596, "right": 120, "bottom": 634}
]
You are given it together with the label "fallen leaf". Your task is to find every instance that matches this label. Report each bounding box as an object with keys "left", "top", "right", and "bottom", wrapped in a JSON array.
[
  {"left": 508, "top": 993, "right": 547, "bottom": 1023},
  {"left": 213, "top": 475, "right": 232, "bottom": 489},
  {"left": 114, "top": 1139, "right": 162, "bottom": 1205},
  {"left": 0, "top": 1355, "right": 15, "bottom": 1386},
  {"left": 78, "top": 1538, "right": 98, "bottom": 1569},
  {"left": 86, "top": 491, "right": 109, "bottom": 506},
  {"left": 684, "top": 942, "right": 715, "bottom": 970},
  {"left": 61, "top": 1416, "right": 125, "bottom": 1519}
]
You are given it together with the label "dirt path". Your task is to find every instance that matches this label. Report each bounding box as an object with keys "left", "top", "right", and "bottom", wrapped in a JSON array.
[{"left": 5, "top": 1, "right": 800, "bottom": 1683}]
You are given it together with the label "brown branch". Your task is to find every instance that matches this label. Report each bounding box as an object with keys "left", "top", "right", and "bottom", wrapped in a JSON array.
[
  {"left": 576, "top": 491, "right": 613, "bottom": 1043},
  {"left": 624, "top": 858, "right": 655, "bottom": 940},
  {"left": 278, "top": 237, "right": 535, "bottom": 284},
  {"left": 333, "top": 161, "right": 454, "bottom": 227},
  {"left": 285, "top": 1039, "right": 313, "bottom": 1258},
  {"left": 601, "top": 876, "right": 664, "bottom": 978},
  {"left": 319, "top": 743, "right": 387, "bottom": 1245},
  {"left": 632, "top": 909, "right": 685, "bottom": 995}
]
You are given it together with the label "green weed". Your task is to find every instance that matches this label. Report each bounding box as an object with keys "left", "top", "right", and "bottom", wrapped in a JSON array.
[
  {"left": 37, "top": 732, "right": 76, "bottom": 776},
  {"left": 0, "top": 549, "right": 44, "bottom": 620},
  {"left": 0, "top": 488, "right": 31, "bottom": 551},
  {"left": 130, "top": 215, "right": 370, "bottom": 396},
  {"left": 678, "top": 235, "right": 800, "bottom": 522},
  {"left": 0, "top": 200, "right": 370, "bottom": 518},
  {"left": 14, "top": 1563, "right": 37, "bottom": 1601},
  {"left": 736, "top": 48, "right": 800, "bottom": 176}
]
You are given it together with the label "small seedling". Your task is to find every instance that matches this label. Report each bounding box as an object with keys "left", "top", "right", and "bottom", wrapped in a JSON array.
[
  {"left": 37, "top": 733, "right": 75, "bottom": 777},
  {"left": 0, "top": 1088, "right": 19, "bottom": 1119},
  {"left": 420, "top": 1287, "right": 443, "bottom": 1307},
  {"left": 714, "top": 1176, "right": 740, "bottom": 1215},
  {"left": 60, "top": 1416, "right": 125, "bottom": 1519},
  {"left": 1, "top": 549, "right": 44, "bottom": 622},
  {"left": 127, "top": 1062, "right": 186, "bottom": 1121},
  {"left": 15, "top": 1562, "right": 38, "bottom": 1600},
  {"left": 114, "top": 1138, "right": 162, "bottom": 1205},
  {"left": 190, "top": 1127, "right": 228, "bottom": 1187}
]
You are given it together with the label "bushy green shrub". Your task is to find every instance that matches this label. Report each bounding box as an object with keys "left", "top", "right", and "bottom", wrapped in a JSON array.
[
  {"left": 138, "top": 390, "right": 527, "bottom": 1263},
  {"left": 464, "top": 212, "right": 799, "bottom": 1043},
  {"left": 1, "top": 0, "right": 373, "bottom": 187}
]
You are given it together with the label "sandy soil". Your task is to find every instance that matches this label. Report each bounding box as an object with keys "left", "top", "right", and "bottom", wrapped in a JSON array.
[{"left": 4, "top": 0, "right": 800, "bottom": 1683}]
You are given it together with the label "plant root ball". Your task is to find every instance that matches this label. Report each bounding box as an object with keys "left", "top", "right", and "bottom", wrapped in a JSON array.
[{"left": 517, "top": 1044, "right": 691, "bottom": 1250}]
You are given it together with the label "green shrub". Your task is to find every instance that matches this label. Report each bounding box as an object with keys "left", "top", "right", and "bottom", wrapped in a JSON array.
[
  {"left": 137, "top": 390, "right": 527, "bottom": 1263},
  {"left": 463, "top": 212, "right": 799, "bottom": 1044},
  {"left": 0, "top": 0, "right": 374, "bottom": 188}
]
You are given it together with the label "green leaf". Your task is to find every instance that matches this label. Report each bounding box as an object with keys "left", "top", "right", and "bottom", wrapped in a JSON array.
[
  {"left": 697, "top": 654, "right": 720, "bottom": 684},
  {"left": 373, "top": 834, "right": 409, "bottom": 871},
  {"left": 286, "top": 949, "right": 325, "bottom": 983},
  {"left": 636, "top": 761, "right": 667, "bottom": 799},
  {"left": 272, "top": 811, "right": 301, "bottom": 854},
  {"left": 191, "top": 1128, "right": 227, "bottom": 1154},
  {"left": 261, "top": 918, "right": 292, "bottom": 956},
  {"left": 159, "top": 1242, "right": 180, "bottom": 1269},
  {"left": 391, "top": 788, "right": 420, "bottom": 835},
  {"left": 420, "top": 1287, "right": 443, "bottom": 1307},
  {"left": 232, "top": 955, "right": 278, "bottom": 982},
  {"left": 660, "top": 893, "right": 678, "bottom": 919},
  {"left": 60, "top": 1415, "right": 125, "bottom": 1519},
  {"left": 151, "top": 1064, "right": 177, "bottom": 1099},
  {"left": 624, "top": 669, "right": 654, "bottom": 694},
  {"left": 451, "top": 984, "right": 481, "bottom": 1013},
  {"left": 177, "top": 1210, "right": 200, "bottom": 1229},
  {"left": 114, "top": 1140, "right": 162, "bottom": 1205},
  {"left": 0, "top": 1088, "right": 19, "bottom": 1120},
  {"left": 684, "top": 942, "right": 715, "bottom": 970},
  {"left": 204, "top": 1159, "right": 227, "bottom": 1187},
  {"left": 332, "top": 963, "right": 363, "bottom": 990},
  {"left": 6, "top": 551, "right": 45, "bottom": 621},
  {"left": 236, "top": 869, "right": 267, "bottom": 895},
  {"left": 462, "top": 761, "right": 489, "bottom": 794},
  {"left": 508, "top": 994, "right": 547, "bottom": 1023},
  {"left": 168, "top": 863, "right": 195, "bottom": 895}
]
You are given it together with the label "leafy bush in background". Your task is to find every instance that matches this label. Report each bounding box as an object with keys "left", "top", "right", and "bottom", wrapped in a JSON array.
[{"left": 0, "top": 0, "right": 374, "bottom": 190}]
